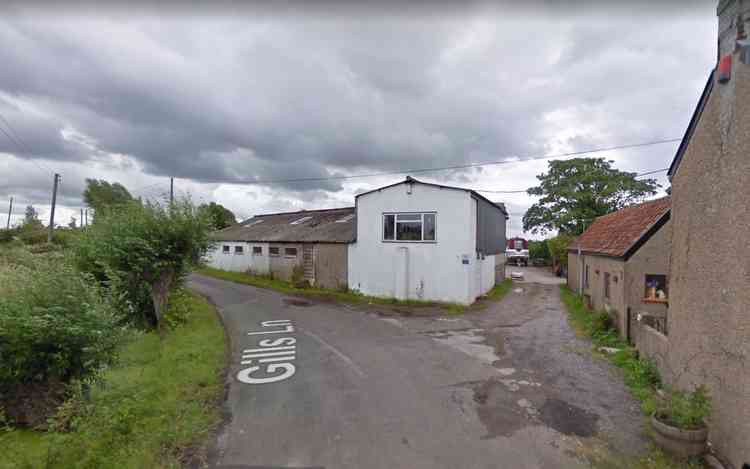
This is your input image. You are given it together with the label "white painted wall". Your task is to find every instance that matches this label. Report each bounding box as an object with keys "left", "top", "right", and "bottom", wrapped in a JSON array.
[
  {"left": 206, "top": 241, "right": 270, "bottom": 274},
  {"left": 348, "top": 183, "right": 495, "bottom": 305}
]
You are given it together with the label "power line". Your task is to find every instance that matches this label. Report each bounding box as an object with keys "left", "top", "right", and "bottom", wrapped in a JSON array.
[
  {"left": 226, "top": 138, "right": 681, "bottom": 186},
  {"left": 0, "top": 112, "right": 55, "bottom": 176},
  {"left": 473, "top": 167, "right": 670, "bottom": 194}
]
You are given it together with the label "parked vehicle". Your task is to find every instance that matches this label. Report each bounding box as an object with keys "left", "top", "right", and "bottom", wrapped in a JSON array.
[{"left": 506, "top": 237, "right": 529, "bottom": 266}]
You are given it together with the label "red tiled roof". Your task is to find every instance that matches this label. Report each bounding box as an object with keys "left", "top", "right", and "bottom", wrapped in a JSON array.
[{"left": 568, "top": 197, "right": 671, "bottom": 258}]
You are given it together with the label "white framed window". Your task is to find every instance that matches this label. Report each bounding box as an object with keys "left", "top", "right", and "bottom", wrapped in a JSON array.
[
  {"left": 234, "top": 246, "right": 244, "bottom": 255},
  {"left": 382, "top": 212, "right": 436, "bottom": 242},
  {"left": 269, "top": 247, "right": 280, "bottom": 257},
  {"left": 222, "top": 245, "right": 230, "bottom": 254},
  {"left": 284, "top": 247, "right": 298, "bottom": 257},
  {"left": 252, "top": 246, "right": 262, "bottom": 255}
]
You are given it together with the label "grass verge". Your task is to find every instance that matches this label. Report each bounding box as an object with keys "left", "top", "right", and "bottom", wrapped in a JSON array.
[
  {"left": 1, "top": 291, "right": 226, "bottom": 469},
  {"left": 197, "top": 266, "right": 478, "bottom": 313},
  {"left": 559, "top": 285, "right": 706, "bottom": 469}
]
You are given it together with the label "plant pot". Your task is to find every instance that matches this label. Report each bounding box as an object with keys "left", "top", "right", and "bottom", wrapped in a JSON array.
[{"left": 651, "top": 414, "right": 708, "bottom": 457}]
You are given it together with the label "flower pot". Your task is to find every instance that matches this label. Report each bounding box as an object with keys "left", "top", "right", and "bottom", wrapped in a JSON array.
[{"left": 651, "top": 414, "right": 708, "bottom": 457}]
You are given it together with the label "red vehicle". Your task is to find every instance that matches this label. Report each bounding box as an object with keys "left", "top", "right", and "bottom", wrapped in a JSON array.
[{"left": 506, "top": 237, "right": 529, "bottom": 266}]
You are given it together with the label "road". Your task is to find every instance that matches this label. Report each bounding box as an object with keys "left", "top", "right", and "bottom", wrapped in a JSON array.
[{"left": 189, "top": 271, "right": 645, "bottom": 469}]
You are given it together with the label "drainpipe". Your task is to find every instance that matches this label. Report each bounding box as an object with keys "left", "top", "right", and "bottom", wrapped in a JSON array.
[{"left": 578, "top": 245, "right": 583, "bottom": 294}]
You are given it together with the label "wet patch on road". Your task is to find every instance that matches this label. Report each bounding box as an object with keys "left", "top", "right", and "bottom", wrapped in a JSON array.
[
  {"left": 425, "top": 329, "right": 501, "bottom": 364},
  {"left": 538, "top": 398, "right": 599, "bottom": 437}
]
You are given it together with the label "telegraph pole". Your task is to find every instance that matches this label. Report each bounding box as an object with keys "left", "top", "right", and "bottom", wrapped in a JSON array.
[
  {"left": 6, "top": 197, "right": 12, "bottom": 229},
  {"left": 48, "top": 173, "right": 60, "bottom": 243},
  {"left": 80, "top": 208, "right": 84, "bottom": 228},
  {"left": 84, "top": 209, "right": 88, "bottom": 226},
  {"left": 169, "top": 177, "right": 174, "bottom": 205}
]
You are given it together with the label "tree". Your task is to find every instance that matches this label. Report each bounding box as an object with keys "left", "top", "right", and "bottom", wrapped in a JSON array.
[
  {"left": 199, "top": 202, "right": 237, "bottom": 230},
  {"left": 528, "top": 240, "right": 551, "bottom": 263},
  {"left": 547, "top": 234, "right": 573, "bottom": 271},
  {"left": 68, "top": 216, "right": 77, "bottom": 229},
  {"left": 523, "top": 158, "right": 659, "bottom": 235},
  {"left": 83, "top": 179, "right": 134, "bottom": 216},
  {"left": 75, "top": 199, "right": 211, "bottom": 331},
  {"left": 24, "top": 205, "right": 40, "bottom": 226}
]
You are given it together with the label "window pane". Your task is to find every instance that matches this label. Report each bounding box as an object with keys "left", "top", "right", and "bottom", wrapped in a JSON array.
[
  {"left": 396, "top": 221, "right": 422, "bottom": 240},
  {"left": 222, "top": 245, "right": 230, "bottom": 253},
  {"left": 253, "top": 246, "right": 262, "bottom": 255},
  {"left": 235, "top": 246, "right": 244, "bottom": 254},
  {"left": 285, "top": 247, "right": 297, "bottom": 256},
  {"left": 396, "top": 213, "right": 421, "bottom": 221},
  {"left": 423, "top": 214, "right": 435, "bottom": 240},
  {"left": 270, "top": 247, "right": 279, "bottom": 256},
  {"left": 383, "top": 214, "right": 395, "bottom": 240}
]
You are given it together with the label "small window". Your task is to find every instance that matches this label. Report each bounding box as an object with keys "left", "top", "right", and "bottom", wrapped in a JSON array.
[
  {"left": 290, "top": 216, "right": 312, "bottom": 225},
  {"left": 252, "top": 246, "right": 262, "bottom": 255},
  {"left": 383, "top": 214, "right": 395, "bottom": 240},
  {"left": 234, "top": 246, "right": 244, "bottom": 255},
  {"left": 269, "top": 247, "right": 280, "bottom": 256},
  {"left": 644, "top": 274, "right": 668, "bottom": 301},
  {"left": 604, "top": 272, "right": 611, "bottom": 299},
  {"left": 284, "top": 247, "right": 298, "bottom": 257},
  {"left": 423, "top": 213, "right": 436, "bottom": 241},
  {"left": 222, "top": 245, "right": 230, "bottom": 254}
]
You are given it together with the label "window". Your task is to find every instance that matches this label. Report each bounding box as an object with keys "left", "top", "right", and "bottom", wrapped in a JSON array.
[
  {"left": 284, "top": 247, "right": 298, "bottom": 257},
  {"left": 252, "top": 246, "right": 262, "bottom": 255},
  {"left": 514, "top": 239, "right": 524, "bottom": 250},
  {"left": 382, "top": 212, "right": 436, "bottom": 242},
  {"left": 604, "top": 272, "right": 611, "bottom": 299},
  {"left": 222, "top": 245, "right": 230, "bottom": 254},
  {"left": 584, "top": 265, "right": 589, "bottom": 288},
  {"left": 644, "top": 274, "right": 668, "bottom": 302},
  {"left": 234, "top": 246, "right": 244, "bottom": 255},
  {"left": 290, "top": 216, "right": 312, "bottom": 225},
  {"left": 269, "top": 247, "right": 280, "bottom": 256}
]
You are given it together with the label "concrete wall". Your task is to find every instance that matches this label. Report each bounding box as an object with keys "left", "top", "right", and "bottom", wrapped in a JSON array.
[
  {"left": 313, "top": 243, "right": 348, "bottom": 289},
  {"left": 349, "top": 182, "right": 489, "bottom": 304},
  {"left": 207, "top": 241, "right": 269, "bottom": 273},
  {"left": 632, "top": 324, "right": 670, "bottom": 376},
  {"left": 567, "top": 251, "right": 580, "bottom": 292},
  {"left": 579, "top": 255, "right": 627, "bottom": 334},
  {"left": 668, "top": 49, "right": 750, "bottom": 466},
  {"left": 267, "top": 243, "right": 303, "bottom": 282}
]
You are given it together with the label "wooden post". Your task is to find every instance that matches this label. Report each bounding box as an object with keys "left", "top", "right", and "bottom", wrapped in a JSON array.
[
  {"left": 48, "top": 173, "right": 60, "bottom": 243},
  {"left": 6, "top": 196, "right": 12, "bottom": 229}
]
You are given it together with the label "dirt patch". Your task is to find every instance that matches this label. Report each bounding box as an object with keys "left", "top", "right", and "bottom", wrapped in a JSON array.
[
  {"left": 471, "top": 379, "right": 532, "bottom": 438},
  {"left": 538, "top": 398, "right": 599, "bottom": 437},
  {"left": 1, "top": 380, "right": 69, "bottom": 428}
]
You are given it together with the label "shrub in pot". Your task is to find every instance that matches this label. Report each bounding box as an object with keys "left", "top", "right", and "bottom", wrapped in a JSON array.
[{"left": 651, "top": 386, "right": 711, "bottom": 457}]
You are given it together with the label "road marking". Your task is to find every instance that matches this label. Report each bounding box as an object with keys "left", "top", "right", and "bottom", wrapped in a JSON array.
[
  {"left": 237, "top": 319, "right": 297, "bottom": 384},
  {"left": 303, "top": 330, "right": 366, "bottom": 378}
]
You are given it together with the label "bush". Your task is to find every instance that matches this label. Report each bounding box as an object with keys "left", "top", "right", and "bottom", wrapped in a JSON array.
[
  {"left": 0, "top": 257, "right": 121, "bottom": 388},
  {"left": 0, "top": 229, "right": 15, "bottom": 243},
  {"left": 657, "top": 386, "right": 711, "bottom": 429},
  {"left": 528, "top": 240, "right": 551, "bottom": 263},
  {"left": 74, "top": 199, "right": 211, "bottom": 330}
]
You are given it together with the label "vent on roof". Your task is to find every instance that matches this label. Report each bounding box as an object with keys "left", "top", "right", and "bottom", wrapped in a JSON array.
[
  {"left": 290, "top": 216, "right": 313, "bottom": 225},
  {"left": 335, "top": 214, "right": 355, "bottom": 223}
]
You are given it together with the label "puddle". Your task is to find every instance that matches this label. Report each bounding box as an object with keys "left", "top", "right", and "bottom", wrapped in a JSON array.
[
  {"left": 283, "top": 298, "right": 312, "bottom": 307},
  {"left": 538, "top": 398, "right": 599, "bottom": 437},
  {"left": 427, "top": 329, "right": 499, "bottom": 364}
]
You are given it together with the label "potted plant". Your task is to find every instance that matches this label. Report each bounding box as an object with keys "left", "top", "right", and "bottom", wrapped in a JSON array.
[{"left": 651, "top": 386, "right": 711, "bottom": 457}]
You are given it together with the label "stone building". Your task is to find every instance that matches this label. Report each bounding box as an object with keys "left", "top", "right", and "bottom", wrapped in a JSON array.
[
  {"left": 567, "top": 197, "right": 671, "bottom": 339},
  {"left": 661, "top": 0, "right": 750, "bottom": 465}
]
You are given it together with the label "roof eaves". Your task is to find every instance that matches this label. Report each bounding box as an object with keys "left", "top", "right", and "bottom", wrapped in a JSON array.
[
  {"left": 668, "top": 70, "right": 715, "bottom": 180},
  {"left": 622, "top": 209, "right": 671, "bottom": 261}
]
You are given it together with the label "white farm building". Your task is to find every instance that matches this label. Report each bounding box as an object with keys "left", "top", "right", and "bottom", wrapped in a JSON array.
[{"left": 207, "top": 177, "right": 508, "bottom": 305}]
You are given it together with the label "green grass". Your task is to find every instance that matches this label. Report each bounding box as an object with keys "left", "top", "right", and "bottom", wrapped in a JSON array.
[
  {"left": 485, "top": 278, "right": 512, "bottom": 301},
  {"left": 197, "top": 266, "right": 476, "bottom": 313},
  {"left": 1, "top": 291, "right": 226, "bottom": 469}
]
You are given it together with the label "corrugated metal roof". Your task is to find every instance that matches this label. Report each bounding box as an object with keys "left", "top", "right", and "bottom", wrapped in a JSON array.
[
  {"left": 212, "top": 207, "right": 355, "bottom": 243},
  {"left": 568, "top": 197, "right": 671, "bottom": 259}
]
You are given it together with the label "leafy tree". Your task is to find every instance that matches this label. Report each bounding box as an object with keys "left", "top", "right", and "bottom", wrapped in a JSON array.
[
  {"left": 528, "top": 240, "right": 551, "bottom": 263},
  {"left": 83, "top": 179, "right": 133, "bottom": 216},
  {"left": 548, "top": 234, "right": 573, "bottom": 271},
  {"left": 23, "top": 205, "right": 41, "bottom": 227},
  {"left": 75, "top": 199, "right": 211, "bottom": 331},
  {"left": 199, "top": 202, "right": 237, "bottom": 230},
  {"left": 68, "top": 216, "right": 77, "bottom": 229},
  {"left": 523, "top": 158, "right": 659, "bottom": 235}
]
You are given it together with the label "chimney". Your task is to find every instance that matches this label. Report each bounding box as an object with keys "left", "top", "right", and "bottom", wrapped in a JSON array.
[{"left": 717, "top": 0, "right": 750, "bottom": 60}]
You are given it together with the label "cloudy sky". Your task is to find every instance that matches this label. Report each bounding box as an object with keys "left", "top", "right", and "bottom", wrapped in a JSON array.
[{"left": 0, "top": 1, "right": 717, "bottom": 237}]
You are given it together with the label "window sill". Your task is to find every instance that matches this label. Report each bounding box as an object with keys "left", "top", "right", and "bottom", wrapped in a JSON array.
[
  {"left": 643, "top": 298, "right": 668, "bottom": 304},
  {"left": 382, "top": 240, "right": 437, "bottom": 244}
]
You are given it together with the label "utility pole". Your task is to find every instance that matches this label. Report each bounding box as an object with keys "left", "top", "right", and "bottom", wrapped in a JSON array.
[
  {"left": 84, "top": 208, "right": 88, "bottom": 226},
  {"left": 169, "top": 177, "right": 174, "bottom": 205},
  {"left": 80, "top": 208, "right": 84, "bottom": 228},
  {"left": 48, "top": 173, "right": 60, "bottom": 243},
  {"left": 6, "top": 197, "right": 12, "bottom": 230}
]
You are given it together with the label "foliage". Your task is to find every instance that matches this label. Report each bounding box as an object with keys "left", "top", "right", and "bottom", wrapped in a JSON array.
[
  {"left": 547, "top": 234, "right": 573, "bottom": 268},
  {"left": 523, "top": 158, "right": 660, "bottom": 235},
  {"left": 68, "top": 217, "right": 77, "bottom": 229},
  {"left": 82, "top": 179, "right": 134, "bottom": 216},
  {"left": 528, "top": 240, "right": 550, "bottom": 262},
  {"left": 74, "top": 199, "right": 211, "bottom": 330},
  {"left": 485, "top": 278, "right": 513, "bottom": 301},
  {"left": 1, "top": 292, "right": 226, "bottom": 468},
  {"left": 657, "top": 387, "right": 711, "bottom": 430},
  {"left": 0, "top": 257, "right": 121, "bottom": 389},
  {"left": 199, "top": 202, "right": 237, "bottom": 230},
  {"left": 162, "top": 288, "right": 192, "bottom": 330},
  {"left": 23, "top": 206, "right": 40, "bottom": 226},
  {"left": 0, "top": 229, "right": 14, "bottom": 243}
]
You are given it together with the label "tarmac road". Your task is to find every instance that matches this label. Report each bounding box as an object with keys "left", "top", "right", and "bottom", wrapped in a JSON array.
[{"left": 189, "top": 273, "right": 643, "bottom": 469}]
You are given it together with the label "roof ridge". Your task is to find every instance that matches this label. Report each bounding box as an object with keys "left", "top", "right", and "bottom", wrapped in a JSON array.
[
  {"left": 595, "top": 196, "right": 671, "bottom": 221},
  {"left": 253, "top": 206, "right": 355, "bottom": 218}
]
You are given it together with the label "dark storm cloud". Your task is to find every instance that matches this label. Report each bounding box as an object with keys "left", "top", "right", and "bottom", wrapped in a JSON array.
[{"left": 0, "top": 1, "right": 715, "bottom": 215}]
